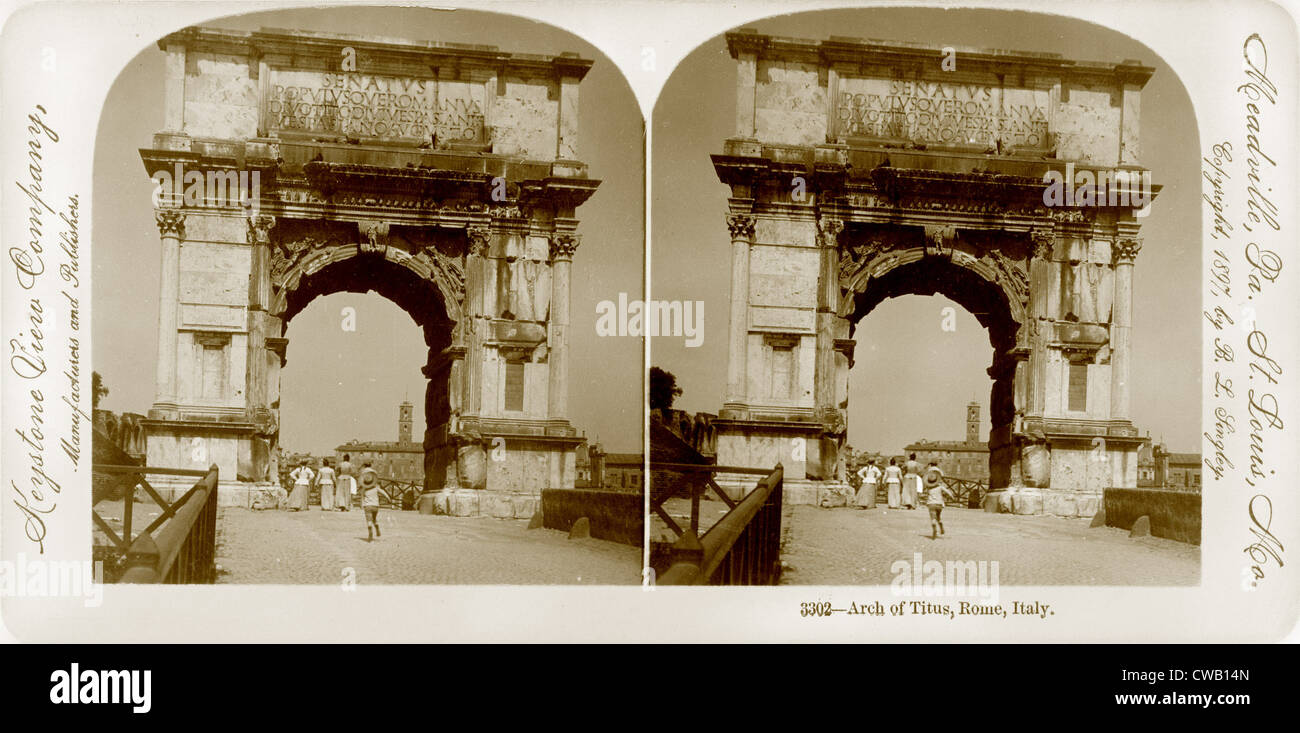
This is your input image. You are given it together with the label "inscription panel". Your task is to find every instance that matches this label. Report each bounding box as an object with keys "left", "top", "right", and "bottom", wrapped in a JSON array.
[
  {"left": 267, "top": 69, "right": 486, "bottom": 144},
  {"left": 835, "top": 78, "right": 1050, "bottom": 149}
]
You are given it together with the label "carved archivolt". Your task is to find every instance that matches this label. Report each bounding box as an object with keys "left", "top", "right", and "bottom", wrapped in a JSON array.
[
  {"left": 268, "top": 219, "right": 467, "bottom": 322},
  {"left": 836, "top": 225, "right": 1030, "bottom": 325}
]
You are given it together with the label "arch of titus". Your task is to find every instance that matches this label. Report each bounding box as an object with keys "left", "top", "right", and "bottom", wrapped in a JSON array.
[
  {"left": 140, "top": 27, "right": 598, "bottom": 516},
  {"left": 712, "top": 32, "right": 1157, "bottom": 517}
]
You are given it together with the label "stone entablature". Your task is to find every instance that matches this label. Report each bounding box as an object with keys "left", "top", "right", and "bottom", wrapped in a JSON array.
[
  {"left": 712, "top": 35, "right": 1158, "bottom": 517},
  {"left": 727, "top": 30, "right": 1154, "bottom": 166},
  {"left": 156, "top": 26, "right": 592, "bottom": 159}
]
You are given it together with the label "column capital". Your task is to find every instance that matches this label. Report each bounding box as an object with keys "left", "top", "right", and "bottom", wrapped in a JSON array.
[
  {"left": 1113, "top": 237, "right": 1142, "bottom": 265},
  {"left": 549, "top": 232, "right": 580, "bottom": 262},
  {"left": 816, "top": 217, "right": 844, "bottom": 248},
  {"left": 1030, "top": 227, "right": 1055, "bottom": 260},
  {"left": 247, "top": 215, "right": 276, "bottom": 245},
  {"left": 466, "top": 225, "right": 491, "bottom": 257},
  {"left": 155, "top": 208, "right": 186, "bottom": 239},
  {"left": 726, "top": 213, "right": 756, "bottom": 241}
]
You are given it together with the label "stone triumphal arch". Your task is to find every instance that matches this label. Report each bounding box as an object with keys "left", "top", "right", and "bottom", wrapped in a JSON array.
[
  {"left": 711, "top": 32, "right": 1157, "bottom": 517},
  {"left": 140, "top": 27, "right": 598, "bottom": 516}
]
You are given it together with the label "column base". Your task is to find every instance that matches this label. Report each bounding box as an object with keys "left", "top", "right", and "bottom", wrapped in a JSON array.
[
  {"left": 418, "top": 489, "right": 540, "bottom": 519},
  {"left": 981, "top": 488, "right": 1101, "bottom": 518},
  {"left": 133, "top": 476, "right": 286, "bottom": 509}
]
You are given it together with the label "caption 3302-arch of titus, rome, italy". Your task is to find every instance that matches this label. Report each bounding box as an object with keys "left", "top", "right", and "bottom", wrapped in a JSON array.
[
  {"left": 140, "top": 27, "right": 598, "bottom": 517},
  {"left": 710, "top": 31, "right": 1158, "bottom": 517}
]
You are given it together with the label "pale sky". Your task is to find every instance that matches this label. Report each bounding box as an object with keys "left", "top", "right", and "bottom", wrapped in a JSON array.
[
  {"left": 651, "top": 7, "right": 1202, "bottom": 456},
  {"left": 92, "top": 7, "right": 644, "bottom": 454}
]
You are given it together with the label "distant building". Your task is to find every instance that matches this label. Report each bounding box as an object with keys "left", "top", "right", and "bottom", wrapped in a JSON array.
[
  {"left": 904, "top": 401, "right": 990, "bottom": 481},
  {"left": 601, "top": 453, "right": 644, "bottom": 491},
  {"left": 1136, "top": 440, "right": 1157, "bottom": 487},
  {"left": 1162, "top": 450, "right": 1202, "bottom": 491},
  {"left": 576, "top": 441, "right": 642, "bottom": 492},
  {"left": 334, "top": 400, "right": 424, "bottom": 483}
]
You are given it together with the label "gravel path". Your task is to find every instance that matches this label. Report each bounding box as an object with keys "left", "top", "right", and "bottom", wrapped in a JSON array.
[
  {"left": 779, "top": 504, "right": 1200, "bottom": 586},
  {"left": 214, "top": 507, "right": 639, "bottom": 585}
]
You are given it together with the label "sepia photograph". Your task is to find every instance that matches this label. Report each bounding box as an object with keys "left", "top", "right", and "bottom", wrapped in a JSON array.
[
  {"left": 0, "top": 0, "right": 1295, "bottom": 656},
  {"left": 88, "top": 6, "right": 645, "bottom": 586},
  {"left": 650, "top": 7, "right": 1203, "bottom": 588}
]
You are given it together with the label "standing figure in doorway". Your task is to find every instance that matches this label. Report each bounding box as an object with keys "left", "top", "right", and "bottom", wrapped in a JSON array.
[
  {"left": 884, "top": 458, "right": 903, "bottom": 509},
  {"left": 317, "top": 458, "right": 337, "bottom": 511}
]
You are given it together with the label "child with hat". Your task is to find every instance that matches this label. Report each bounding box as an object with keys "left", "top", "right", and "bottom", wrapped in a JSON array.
[
  {"left": 923, "top": 462, "right": 955, "bottom": 539},
  {"left": 358, "top": 462, "right": 382, "bottom": 541}
]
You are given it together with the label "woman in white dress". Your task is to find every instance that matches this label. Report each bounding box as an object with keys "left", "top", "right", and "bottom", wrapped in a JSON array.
[
  {"left": 317, "top": 459, "right": 337, "bottom": 511},
  {"left": 335, "top": 454, "right": 354, "bottom": 511},
  {"left": 855, "top": 460, "right": 880, "bottom": 509},
  {"left": 288, "top": 461, "right": 313, "bottom": 511},
  {"left": 884, "top": 458, "right": 903, "bottom": 509},
  {"left": 903, "top": 453, "right": 921, "bottom": 509}
]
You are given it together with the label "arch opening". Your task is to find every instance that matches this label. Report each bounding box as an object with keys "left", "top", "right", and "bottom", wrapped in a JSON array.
[
  {"left": 842, "top": 252, "right": 1022, "bottom": 491},
  {"left": 270, "top": 237, "right": 460, "bottom": 492}
]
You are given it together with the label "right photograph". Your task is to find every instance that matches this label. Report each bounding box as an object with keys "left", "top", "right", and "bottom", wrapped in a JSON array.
[{"left": 649, "top": 8, "right": 1202, "bottom": 586}]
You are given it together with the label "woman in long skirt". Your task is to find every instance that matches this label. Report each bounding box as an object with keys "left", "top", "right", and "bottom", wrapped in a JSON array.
[
  {"left": 317, "top": 459, "right": 337, "bottom": 511},
  {"left": 884, "top": 458, "right": 903, "bottom": 509},
  {"left": 902, "top": 453, "right": 921, "bottom": 509},
  {"left": 288, "top": 461, "right": 313, "bottom": 511},
  {"left": 855, "top": 460, "right": 880, "bottom": 509},
  {"left": 335, "top": 454, "right": 355, "bottom": 512}
]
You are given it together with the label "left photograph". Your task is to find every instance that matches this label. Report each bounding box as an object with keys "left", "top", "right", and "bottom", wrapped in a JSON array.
[{"left": 91, "top": 7, "right": 645, "bottom": 585}]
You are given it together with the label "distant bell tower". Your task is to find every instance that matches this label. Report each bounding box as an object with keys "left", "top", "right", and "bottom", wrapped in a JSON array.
[
  {"left": 399, "top": 400, "right": 413, "bottom": 444},
  {"left": 966, "top": 401, "right": 980, "bottom": 443}
]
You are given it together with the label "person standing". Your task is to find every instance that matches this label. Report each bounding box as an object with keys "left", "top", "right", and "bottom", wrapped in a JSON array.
[
  {"left": 336, "top": 454, "right": 354, "bottom": 512},
  {"left": 903, "top": 453, "right": 921, "bottom": 509},
  {"left": 924, "top": 462, "right": 955, "bottom": 539},
  {"left": 855, "top": 459, "right": 881, "bottom": 509},
  {"left": 317, "top": 458, "right": 337, "bottom": 511},
  {"left": 288, "top": 460, "right": 313, "bottom": 512},
  {"left": 358, "top": 462, "right": 382, "bottom": 541},
  {"left": 884, "top": 458, "right": 903, "bottom": 509}
]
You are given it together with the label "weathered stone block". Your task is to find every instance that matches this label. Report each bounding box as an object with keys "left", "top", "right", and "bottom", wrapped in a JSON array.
[
  {"left": 1130, "top": 514, "right": 1151, "bottom": 537},
  {"left": 483, "top": 492, "right": 515, "bottom": 518},
  {"left": 1012, "top": 489, "right": 1043, "bottom": 515},
  {"left": 1042, "top": 490, "right": 1077, "bottom": 517},
  {"left": 511, "top": 494, "right": 538, "bottom": 519},
  {"left": 568, "top": 516, "right": 591, "bottom": 539},
  {"left": 451, "top": 491, "right": 480, "bottom": 517}
]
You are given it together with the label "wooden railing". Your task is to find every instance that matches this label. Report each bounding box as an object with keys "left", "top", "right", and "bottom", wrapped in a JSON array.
[
  {"left": 654, "top": 463, "right": 784, "bottom": 586},
  {"left": 375, "top": 477, "right": 422, "bottom": 510},
  {"left": 943, "top": 477, "right": 987, "bottom": 508},
  {"left": 92, "top": 464, "right": 220, "bottom": 584}
]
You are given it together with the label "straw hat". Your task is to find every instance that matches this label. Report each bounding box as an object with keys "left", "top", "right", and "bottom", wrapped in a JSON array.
[{"left": 924, "top": 468, "right": 943, "bottom": 488}]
